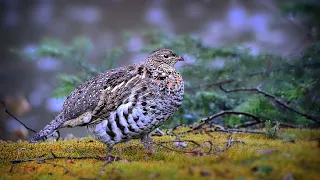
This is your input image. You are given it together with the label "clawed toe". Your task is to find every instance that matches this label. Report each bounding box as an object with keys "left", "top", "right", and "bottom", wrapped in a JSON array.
[{"left": 102, "top": 155, "right": 121, "bottom": 162}]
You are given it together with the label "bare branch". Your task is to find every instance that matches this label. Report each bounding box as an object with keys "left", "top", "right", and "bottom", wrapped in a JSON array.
[
  {"left": 272, "top": 121, "right": 302, "bottom": 128},
  {"left": 223, "top": 137, "right": 246, "bottom": 151},
  {"left": 219, "top": 85, "right": 320, "bottom": 124},
  {"left": 186, "top": 80, "right": 234, "bottom": 91},
  {"left": 215, "top": 128, "right": 265, "bottom": 134},
  {"left": 193, "top": 111, "right": 263, "bottom": 131},
  {"left": 157, "top": 140, "right": 201, "bottom": 147},
  {"left": 233, "top": 120, "right": 262, "bottom": 128},
  {"left": 11, "top": 153, "right": 104, "bottom": 164},
  {"left": 1, "top": 101, "right": 37, "bottom": 134},
  {"left": 154, "top": 138, "right": 244, "bottom": 156},
  {"left": 166, "top": 124, "right": 183, "bottom": 136}
]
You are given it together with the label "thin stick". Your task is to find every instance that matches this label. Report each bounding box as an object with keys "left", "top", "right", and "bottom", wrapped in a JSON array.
[
  {"left": 219, "top": 85, "right": 320, "bottom": 124},
  {"left": 233, "top": 120, "right": 262, "bottom": 128},
  {"left": 11, "top": 154, "right": 104, "bottom": 164},
  {"left": 215, "top": 128, "right": 265, "bottom": 134},
  {"left": 193, "top": 111, "right": 263, "bottom": 131},
  {"left": 1, "top": 101, "right": 37, "bottom": 133}
]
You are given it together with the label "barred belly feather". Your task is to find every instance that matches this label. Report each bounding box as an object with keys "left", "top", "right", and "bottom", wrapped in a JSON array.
[{"left": 88, "top": 102, "right": 163, "bottom": 146}]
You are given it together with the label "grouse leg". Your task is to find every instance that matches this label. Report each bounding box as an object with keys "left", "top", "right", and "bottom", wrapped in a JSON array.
[
  {"left": 141, "top": 133, "right": 155, "bottom": 154},
  {"left": 103, "top": 145, "right": 118, "bottom": 162}
]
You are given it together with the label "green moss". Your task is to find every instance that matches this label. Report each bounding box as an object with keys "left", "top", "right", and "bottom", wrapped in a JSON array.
[{"left": 0, "top": 129, "right": 320, "bottom": 179}]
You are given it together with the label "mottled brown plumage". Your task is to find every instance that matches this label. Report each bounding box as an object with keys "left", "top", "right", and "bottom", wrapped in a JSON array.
[{"left": 30, "top": 48, "right": 184, "bottom": 154}]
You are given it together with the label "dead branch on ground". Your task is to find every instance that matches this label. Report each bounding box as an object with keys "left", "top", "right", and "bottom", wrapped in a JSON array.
[
  {"left": 154, "top": 137, "right": 245, "bottom": 156},
  {"left": 193, "top": 111, "right": 263, "bottom": 131},
  {"left": 10, "top": 149, "right": 111, "bottom": 164}
]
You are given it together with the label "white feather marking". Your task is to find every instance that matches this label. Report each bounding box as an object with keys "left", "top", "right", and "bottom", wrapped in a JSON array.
[
  {"left": 116, "top": 103, "right": 131, "bottom": 131},
  {"left": 125, "top": 75, "right": 139, "bottom": 87},
  {"left": 127, "top": 114, "right": 135, "bottom": 124},
  {"left": 136, "top": 119, "right": 146, "bottom": 129},
  {"left": 127, "top": 115, "right": 140, "bottom": 132},
  {"left": 82, "top": 112, "right": 92, "bottom": 123},
  {"left": 93, "top": 87, "right": 112, "bottom": 114},
  {"left": 107, "top": 112, "right": 121, "bottom": 142},
  {"left": 94, "top": 120, "right": 111, "bottom": 143},
  {"left": 131, "top": 108, "right": 139, "bottom": 119},
  {"left": 142, "top": 70, "right": 146, "bottom": 79},
  {"left": 111, "top": 81, "right": 125, "bottom": 92}
]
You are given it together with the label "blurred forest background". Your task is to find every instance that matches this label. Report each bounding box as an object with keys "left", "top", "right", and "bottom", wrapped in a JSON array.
[{"left": 0, "top": 0, "right": 319, "bottom": 141}]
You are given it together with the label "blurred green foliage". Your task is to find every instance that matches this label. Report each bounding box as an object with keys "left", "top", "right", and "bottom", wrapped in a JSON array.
[
  {"left": 265, "top": 120, "right": 279, "bottom": 139},
  {"left": 20, "top": 1, "right": 320, "bottom": 128}
]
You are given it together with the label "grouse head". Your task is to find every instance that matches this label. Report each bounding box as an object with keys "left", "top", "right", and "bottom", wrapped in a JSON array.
[{"left": 146, "top": 48, "right": 184, "bottom": 67}]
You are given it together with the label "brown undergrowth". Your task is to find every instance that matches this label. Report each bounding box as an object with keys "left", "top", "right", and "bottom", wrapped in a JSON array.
[{"left": 0, "top": 128, "right": 319, "bottom": 180}]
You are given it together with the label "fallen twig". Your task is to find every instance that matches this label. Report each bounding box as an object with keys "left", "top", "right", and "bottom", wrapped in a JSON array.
[
  {"left": 224, "top": 137, "right": 245, "bottom": 150},
  {"left": 11, "top": 151, "right": 105, "bottom": 164},
  {"left": 215, "top": 128, "right": 265, "bottom": 134},
  {"left": 155, "top": 137, "right": 245, "bottom": 156},
  {"left": 157, "top": 140, "right": 201, "bottom": 147},
  {"left": 9, "top": 164, "right": 14, "bottom": 173},
  {"left": 233, "top": 120, "right": 262, "bottom": 128},
  {"left": 177, "top": 122, "right": 265, "bottom": 135},
  {"left": 166, "top": 124, "right": 183, "bottom": 137},
  {"left": 1, "top": 101, "right": 37, "bottom": 133},
  {"left": 194, "top": 111, "right": 263, "bottom": 131}
]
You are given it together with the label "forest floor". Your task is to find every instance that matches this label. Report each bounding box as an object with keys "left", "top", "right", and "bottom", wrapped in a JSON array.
[{"left": 0, "top": 128, "right": 319, "bottom": 180}]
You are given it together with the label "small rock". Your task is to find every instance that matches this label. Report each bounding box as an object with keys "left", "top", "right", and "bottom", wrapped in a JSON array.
[
  {"left": 18, "top": 148, "right": 26, "bottom": 151},
  {"left": 173, "top": 141, "right": 187, "bottom": 148},
  {"left": 100, "top": 169, "right": 106, "bottom": 174},
  {"left": 149, "top": 173, "right": 160, "bottom": 179},
  {"left": 67, "top": 159, "right": 74, "bottom": 164},
  {"left": 301, "top": 160, "right": 308, "bottom": 169},
  {"left": 64, "top": 134, "right": 76, "bottom": 141},
  {"left": 119, "top": 159, "right": 130, "bottom": 163},
  {"left": 188, "top": 166, "right": 196, "bottom": 175},
  {"left": 256, "top": 149, "right": 277, "bottom": 155},
  {"left": 111, "top": 168, "right": 122, "bottom": 174},
  {"left": 200, "top": 169, "right": 212, "bottom": 176},
  {"left": 283, "top": 173, "right": 294, "bottom": 180},
  {"left": 151, "top": 128, "right": 164, "bottom": 136}
]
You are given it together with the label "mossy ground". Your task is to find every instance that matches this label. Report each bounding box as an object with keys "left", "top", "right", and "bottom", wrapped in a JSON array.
[{"left": 0, "top": 128, "right": 319, "bottom": 180}]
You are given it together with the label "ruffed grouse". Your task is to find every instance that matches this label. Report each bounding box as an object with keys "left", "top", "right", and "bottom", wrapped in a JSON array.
[{"left": 30, "top": 48, "right": 184, "bottom": 154}]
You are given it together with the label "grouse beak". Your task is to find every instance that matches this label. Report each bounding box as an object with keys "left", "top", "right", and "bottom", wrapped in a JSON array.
[{"left": 177, "top": 56, "right": 184, "bottom": 62}]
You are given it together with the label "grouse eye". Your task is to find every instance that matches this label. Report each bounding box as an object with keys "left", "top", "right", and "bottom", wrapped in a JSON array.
[{"left": 164, "top": 54, "right": 169, "bottom": 58}]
